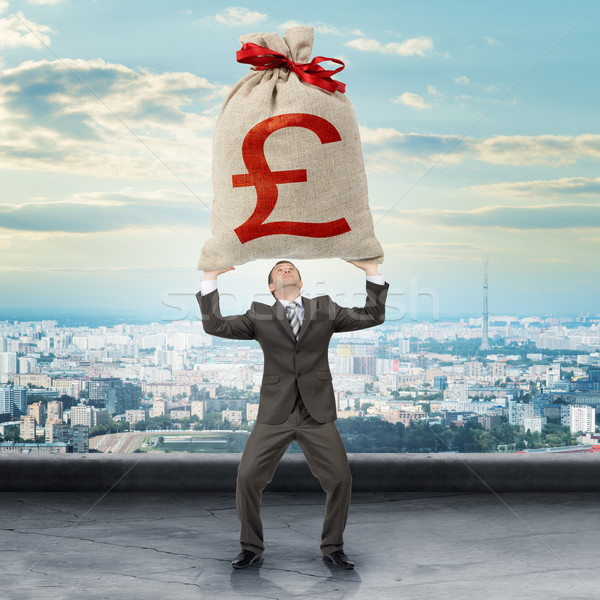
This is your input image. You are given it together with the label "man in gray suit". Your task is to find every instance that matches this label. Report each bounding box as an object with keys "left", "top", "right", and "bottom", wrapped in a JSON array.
[{"left": 197, "top": 259, "right": 388, "bottom": 569}]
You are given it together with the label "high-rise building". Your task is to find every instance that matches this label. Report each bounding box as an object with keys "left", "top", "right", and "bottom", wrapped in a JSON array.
[
  {"left": 88, "top": 378, "right": 118, "bottom": 405},
  {"left": 149, "top": 400, "right": 167, "bottom": 418},
  {"left": 20, "top": 415, "right": 37, "bottom": 441},
  {"left": 433, "top": 376, "right": 448, "bottom": 391},
  {"left": 71, "top": 425, "right": 89, "bottom": 453},
  {"left": 353, "top": 356, "right": 376, "bottom": 376},
  {"left": 0, "top": 385, "right": 27, "bottom": 419},
  {"left": 12, "top": 386, "right": 27, "bottom": 418},
  {"left": 246, "top": 403, "right": 259, "bottom": 423},
  {"left": 0, "top": 386, "right": 13, "bottom": 417},
  {"left": 546, "top": 365, "right": 561, "bottom": 387},
  {"left": 28, "top": 401, "right": 46, "bottom": 427},
  {"left": 18, "top": 357, "right": 36, "bottom": 374},
  {"left": 222, "top": 410, "right": 243, "bottom": 427},
  {"left": 47, "top": 401, "right": 63, "bottom": 422},
  {"left": 508, "top": 401, "right": 536, "bottom": 427},
  {"left": 465, "top": 361, "right": 483, "bottom": 380},
  {"left": 569, "top": 405, "right": 595, "bottom": 434},
  {"left": 51, "top": 378, "right": 84, "bottom": 399},
  {"left": 93, "top": 408, "right": 109, "bottom": 426},
  {"left": 490, "top": 362, "right": 506, "bottom": 382},
  {"left": 190, "top": 400, "right": 205, "bottom": 420},
  {"left": 446, "top": 382, "right": 468, "bottom": 402},
  {"left": 522, "top": 415, "right": 546, "bottom": 433},
  {"left": 0, "top": 352, "right": 17, "bottom": 375},
  {"left": 71, "top": 405, "right": 95, "bottom": 427},
  {"left": 87, "top": 378, "right": 142, "bottom": 415},
  {"left": 45, "top": 420, "right": 69, "bottom": 443}
]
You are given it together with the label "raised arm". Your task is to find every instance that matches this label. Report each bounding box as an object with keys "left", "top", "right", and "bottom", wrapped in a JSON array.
[
  {"left": 332, "top": 261, "right": 388, "bottom": 333},
  {"left": 197, "top": 267, "right": 255, "bottom": 340}
]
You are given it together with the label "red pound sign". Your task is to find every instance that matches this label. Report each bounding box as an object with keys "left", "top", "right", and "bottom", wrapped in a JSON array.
[{"left": 232, "top": 113, "right": 351, "bottom": 244}]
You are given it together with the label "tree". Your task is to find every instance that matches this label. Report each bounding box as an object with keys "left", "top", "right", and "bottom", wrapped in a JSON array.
[
  {"left": 3, "top": 426, "right": 23, "bottom": 443},
  {"left": 202, "top": 411, "right": 225, "bottom": 430},
  {"left": 58, "top": 394, "right": 78, "bottom": 410}
]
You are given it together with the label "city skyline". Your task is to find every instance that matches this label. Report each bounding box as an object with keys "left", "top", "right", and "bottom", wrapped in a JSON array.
[
  {"left": 1, "top": 0, "right": 598, "bottom": 317},
  {"left": 2, "top": 311, "right": 599, "bottom": 455}
]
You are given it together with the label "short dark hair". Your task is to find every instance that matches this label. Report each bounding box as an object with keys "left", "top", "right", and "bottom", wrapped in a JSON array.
[{"left": 268, "top": 260, "right": 302, "bottom": 298}]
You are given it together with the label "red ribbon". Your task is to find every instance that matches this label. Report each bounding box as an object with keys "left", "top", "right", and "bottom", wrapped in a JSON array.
[{"left": 236, "top": 42, "right": 346, "bottom": 94}]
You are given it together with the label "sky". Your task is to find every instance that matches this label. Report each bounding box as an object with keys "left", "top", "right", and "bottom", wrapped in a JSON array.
[{"left": 0, "top": 0, "right": 598, "bottom": 323}]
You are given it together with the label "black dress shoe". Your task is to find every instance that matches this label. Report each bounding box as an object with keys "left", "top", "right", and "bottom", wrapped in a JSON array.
[
  {"left": 323, "top": 550, "right": 354, "bottom": 569},
  {"left": 231, "top": 550, "right": 263, "bottom": 569}
]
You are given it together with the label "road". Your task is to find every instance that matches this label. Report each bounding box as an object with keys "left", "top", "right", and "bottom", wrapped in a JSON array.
[{"left": 90, "top": 432, "right": 146, "bottom": 453}]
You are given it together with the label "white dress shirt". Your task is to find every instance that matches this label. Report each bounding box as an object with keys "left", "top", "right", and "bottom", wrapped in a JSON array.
[{"left": 200, "top": 274, "right": 385, "bottom": 326}]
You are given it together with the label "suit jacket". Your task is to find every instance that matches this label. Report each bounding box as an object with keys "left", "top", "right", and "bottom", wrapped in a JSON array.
[{"left": 197, "top": 279, "right": 389, "bottom": 425}]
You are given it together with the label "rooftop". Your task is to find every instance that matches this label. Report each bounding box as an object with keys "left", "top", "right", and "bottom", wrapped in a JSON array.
[{"left": 3, "top": 489, "right": 599, "bottom": 600}]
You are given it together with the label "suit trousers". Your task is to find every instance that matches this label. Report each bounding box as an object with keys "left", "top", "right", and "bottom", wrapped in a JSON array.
[{"left": 236, "top": 394, "right": 353, "bottom": 555}]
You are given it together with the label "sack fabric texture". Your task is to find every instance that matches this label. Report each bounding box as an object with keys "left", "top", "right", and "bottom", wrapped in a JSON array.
[{"left": 197, "top": 26, "right": 384, "bottom": 270}]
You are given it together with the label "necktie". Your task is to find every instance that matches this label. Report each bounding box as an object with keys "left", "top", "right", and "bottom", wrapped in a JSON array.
[{"left": 285, "top": 301, "right": 301, "bottom": 340}]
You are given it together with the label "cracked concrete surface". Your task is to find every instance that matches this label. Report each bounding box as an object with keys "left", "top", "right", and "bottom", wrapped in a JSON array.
[{"left": 1, "top": 491, "right": 599, "bottom": 600}]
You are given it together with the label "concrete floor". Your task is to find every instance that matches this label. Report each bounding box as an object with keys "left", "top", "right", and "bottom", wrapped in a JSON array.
[{"left": 1, "top": 491, "right": 599, "bottom": 600}]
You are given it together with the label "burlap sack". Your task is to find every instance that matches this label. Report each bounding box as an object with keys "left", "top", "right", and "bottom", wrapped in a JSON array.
[{"left": 197, "top": 26, "right": 384, "bottom": 270}]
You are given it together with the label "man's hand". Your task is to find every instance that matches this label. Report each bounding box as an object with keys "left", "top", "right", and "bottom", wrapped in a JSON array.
[
  {"left": 203, "top": 266, "right": 235, "bottom": 281},
  {"left": 346, "top": 260, "right": 379, "bottom": 277}
]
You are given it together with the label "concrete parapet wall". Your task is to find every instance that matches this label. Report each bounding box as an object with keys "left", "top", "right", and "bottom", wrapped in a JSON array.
[{"left": 2, "top": 453, "right": 600, "bottom": 492}]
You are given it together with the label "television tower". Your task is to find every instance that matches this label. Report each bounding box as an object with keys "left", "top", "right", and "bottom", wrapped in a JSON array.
[{"left": 479, "top": 254, "right": 491, "bottom": 351}]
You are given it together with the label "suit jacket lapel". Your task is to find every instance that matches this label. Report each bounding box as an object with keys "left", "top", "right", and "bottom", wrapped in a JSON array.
[
  {"left": 297, "top": 296, "right": 315, "bottom": 343},
  {"left": 272, "top": 298, "right": 296, "bottom": 342}
]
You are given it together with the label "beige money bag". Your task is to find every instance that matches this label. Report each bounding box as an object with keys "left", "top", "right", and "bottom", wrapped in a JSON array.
[{"left": 197, "top": 26, "right": 384, "bottom": 270}]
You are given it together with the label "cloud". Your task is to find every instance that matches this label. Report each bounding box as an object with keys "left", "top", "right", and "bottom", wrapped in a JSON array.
[
  {"left": 0, "top": 264, "right": 192, "bottom": 272},
  {"left": 359, "top": 126, "right": 405, "bottom": 145},
  {"left": 0, "top": 11, "right": 52, "bottom": 48},
  {"left": 427, "top": 85, "right": 442, "bottom": 98},
  {"left": 280, "top": 20, "right": 363, "bottom": 37},
  {"left": 477, "top": 134, "right": 600, "bottom": 166},
  {"left": 384, "top": 241, "right": 481, "bottom": 256},
  {"left": 392, "top": 92, "right": 431, "bottom": 110},
  {"left": 0, "top": 58, "right": 225, "bottom": 180},
  {"left": 466, "top": 177, "right": 600, "bottom": 198},
  {"left": 359, "top": 126, "right": 467, "bottom": 170},
  {"left": 0, "top": 189, "right": 210, "bottom": 233},
  {"left": 391, "top": 204, "right": 600, "bottom": 231},
  {"left": 359, "top": 125, "right": 600, "bottom": 167},
  {"left": 454, "top": 75, "right": 470, "bottom": 84},
  {"left": 0, "top": 1, "right": 9, "bottom": 13},
  {"left": 359, "top": 127, "right": 462, "bottom": 148},
  {"left": 346, "top": 36, "right": 434, "bottom": 57},
  {"left": 214, "top": 6, "right": 267, "bottom": 26},
  {"left": 485, "top": 36, "right": 502, "bottom": 47}
]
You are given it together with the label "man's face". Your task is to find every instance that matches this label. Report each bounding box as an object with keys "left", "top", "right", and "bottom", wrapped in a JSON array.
[{"left": 269, "top": 262, "right": 302, "bottom": 295}]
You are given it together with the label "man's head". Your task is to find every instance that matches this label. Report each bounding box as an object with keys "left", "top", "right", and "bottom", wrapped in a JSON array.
[{"left": 268, "top": 260, "right": 302, "bottom": 299}]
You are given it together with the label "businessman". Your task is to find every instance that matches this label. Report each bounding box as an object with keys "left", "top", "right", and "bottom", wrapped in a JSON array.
[{"left": 197, "top": 259, "right": 388, "bottom": 569}]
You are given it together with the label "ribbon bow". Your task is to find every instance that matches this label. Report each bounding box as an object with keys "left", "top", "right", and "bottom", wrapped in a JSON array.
[{"left": 236, "top": 42, "right": 346, "bottom": 94}]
